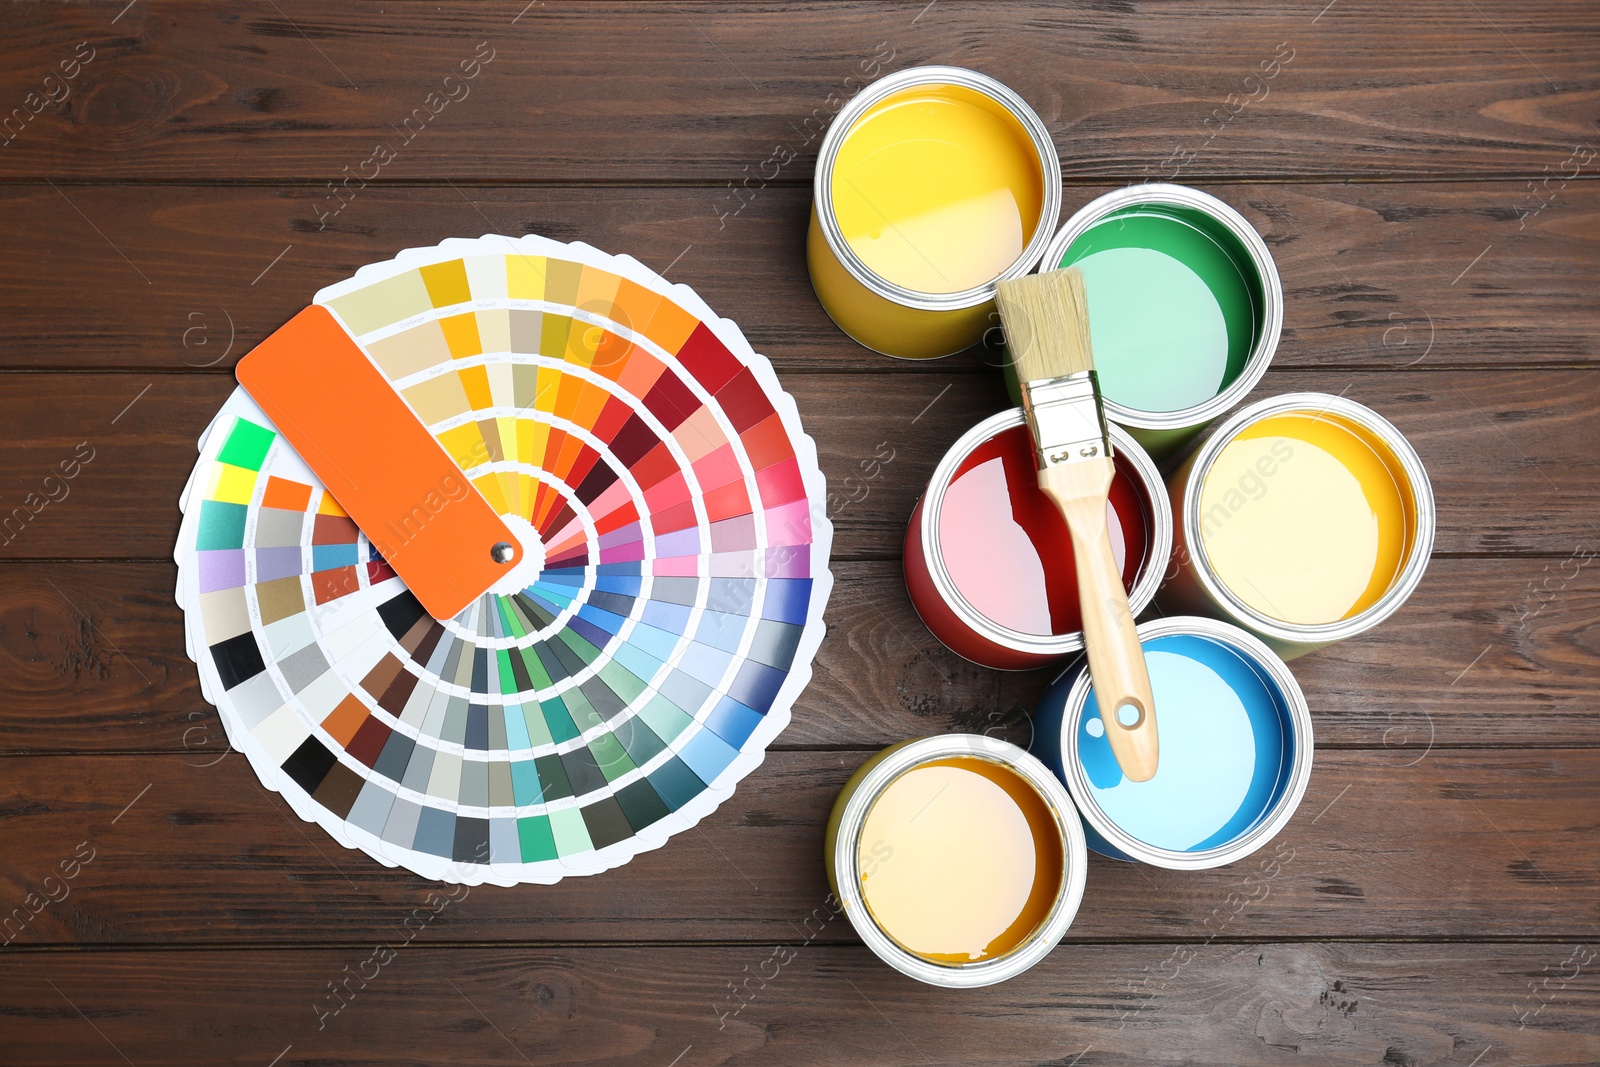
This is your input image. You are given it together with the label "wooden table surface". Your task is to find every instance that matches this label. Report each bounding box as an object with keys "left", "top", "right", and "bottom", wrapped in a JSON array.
[{"left": 2, "top": 3, "right": 1597, "bottom": 1065}]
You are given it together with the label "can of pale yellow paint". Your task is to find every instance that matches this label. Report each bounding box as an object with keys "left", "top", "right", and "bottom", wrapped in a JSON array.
[
  {"left": 825, "top": 735, "right": 1088, "bottom": 986},
  {"left": 808, "top": 66, "right": 1061, "bottom": 360},
  {"left": 1160, "top": 393, "right": 1435, "bottom": 659}
]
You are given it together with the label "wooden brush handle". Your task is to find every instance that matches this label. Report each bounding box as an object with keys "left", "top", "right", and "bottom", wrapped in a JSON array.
[{"left": 1040, "top": 458, "right": 1160, "bottom": 783}]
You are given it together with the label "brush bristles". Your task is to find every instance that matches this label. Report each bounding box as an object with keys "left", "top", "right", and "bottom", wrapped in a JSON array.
[{"left": 994, "top": 267, "right": 1095, "bottom": 383}]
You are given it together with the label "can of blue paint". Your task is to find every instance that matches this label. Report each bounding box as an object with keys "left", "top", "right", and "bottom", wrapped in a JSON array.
[{"left": 1030, "top": 616, "right": 1312, "bottom": 869}]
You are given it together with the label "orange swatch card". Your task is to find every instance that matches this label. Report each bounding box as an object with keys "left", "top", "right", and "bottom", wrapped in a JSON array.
[{"left": 236, "top": 305, "right": 516, "bottom": 620}]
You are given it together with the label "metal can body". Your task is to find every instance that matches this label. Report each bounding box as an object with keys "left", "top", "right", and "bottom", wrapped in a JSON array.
[
  {"left": 904, "top": 410, "right": 1172, "bottom": 670},
  {"left": 1035, "top": 184, "right": 1282, "bottom": 456},
  {"left": 808, "top": 66, "right": 1061, "bottom": 360},
  {"left": 1031, "top": 616, "right": 1313, "bottom": 870},
  {"left": 1160, "top": 392, "right": 1436, "bottom": 660},
  {"left": 825, "top": 735, "right": 1088, "bottom": 987}
]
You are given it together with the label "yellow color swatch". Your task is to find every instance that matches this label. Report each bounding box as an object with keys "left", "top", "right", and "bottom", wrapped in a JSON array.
[
  {"left": 419, "top": 260, "right": 471, "bottom": 308},
  {"left": 439, "top": 312, "right": 483, "bottom": 359},
  {"left": 505, "top": 255, "right": 547, "bottom": 300},
  {"left": 207, "top": 463, "right": 259, "bottom": 506}
]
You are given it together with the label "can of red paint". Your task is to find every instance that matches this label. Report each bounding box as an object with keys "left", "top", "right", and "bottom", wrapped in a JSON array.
[{"left": 904, "top": 409, "right": 1172, "bottom": 670}]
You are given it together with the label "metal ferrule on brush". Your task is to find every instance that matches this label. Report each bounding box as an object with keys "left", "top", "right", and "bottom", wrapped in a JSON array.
[{"left": 1019, "top": 371, "right": 1115, "bottom": 469}]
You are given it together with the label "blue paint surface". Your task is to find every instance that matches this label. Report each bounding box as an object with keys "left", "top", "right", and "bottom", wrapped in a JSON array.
[{"left": 1034, "top": 632, "right": 1295, "bottom": 855}]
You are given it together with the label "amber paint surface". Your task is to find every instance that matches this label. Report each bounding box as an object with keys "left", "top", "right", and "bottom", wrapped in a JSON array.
[{"left": 857, "top": 756, "right": 1064, "bottom": 964}]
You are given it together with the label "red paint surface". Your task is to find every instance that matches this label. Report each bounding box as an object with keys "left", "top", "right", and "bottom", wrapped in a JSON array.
[{"left": 935, "top": 424, "right": 1151, "bottom": 637}]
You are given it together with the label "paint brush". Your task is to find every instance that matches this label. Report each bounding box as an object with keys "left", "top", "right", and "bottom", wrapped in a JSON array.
[{"left": 994, "top": 267, "right": 1159, "bottom": 782}]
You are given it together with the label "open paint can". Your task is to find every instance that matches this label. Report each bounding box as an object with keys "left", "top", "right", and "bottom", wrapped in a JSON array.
[
  {"left": 1162, "top": 392, "right": 1436, "bottom": 660},
  {"left": 1034, "top": 184, "right": 1282, "bottom": 455},
  {"left": 825, "top": 735, "right": 1088, "bottom": 987},
  {"left": 1031, "top": 616, "right": 1312, "bottom": 869},
  {"left": 904, "top": 409, "right": 1172, "bottom": 670},
  {"left": 808, "top": 66, "right": 1061, "bottom": 360}
]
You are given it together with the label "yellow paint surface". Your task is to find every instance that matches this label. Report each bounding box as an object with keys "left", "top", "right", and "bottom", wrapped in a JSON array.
[
  {"left": 857, "top": 757, "right": 1062, "bottom": 964},
  {"left": 1198, "top": 412, "right": 1414, "bottom": 625},
  {"left": 206, "top": 463, "right": 258, "bottom": 506},
  {"left": 419, "top": 260, "right": 471, "bottom": 308},
  {"left": 831, "top": 83, "right": 1043, "bottom": 294}
]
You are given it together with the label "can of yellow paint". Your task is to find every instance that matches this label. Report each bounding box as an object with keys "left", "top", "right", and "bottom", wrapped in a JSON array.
[
  {"left": 1160, "top": 393, "right": 1436, "bottom": 659},
  {"left": 808, "top": 66, "right": 1062, "bottom": 360},
  {"left": 825, "top": 735, "right": 1087, "bottom": 987}
]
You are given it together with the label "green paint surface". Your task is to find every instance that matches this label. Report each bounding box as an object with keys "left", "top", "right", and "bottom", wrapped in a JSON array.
[
  {"left": 598, "top": 660, "right": 646, "bottom": 703},
  {"left": 497, "top": 597, "right": 527, "bottom": 640},
  {"left": 547, "top": 806, "right": 593, "bottom": 858},
  {"left": 217, "top": 418, "right": 275, "bottom": 471},
  {"left": 518, "top": 647, "right": 553, "bottom": 692},
  {"left": 637, "top": 694, "right": 694, "bottom": 746},
  {"left": 541, "top": 697, "right": 580, "bottom": 744},
  {"left": 496, "top": 648, "right": 517, "bottom": 695},
  {"left": 588, "top": 733, "right": 636, "bottom": 782},
  {"left": 562, "top": 685, "right": 603, "bottom": 733},
  {"left": 517, "top": 814, "right": 558, "bottom": 862},
  {"left": 614, "top": 779, "right": 671, "bottom": 831},
  {"left": 1056, "top": 207, "right": 1261, "bottom": 413},
  {"left": 558, "top": 628, "right": 602, "bottom": 666},
  {"left": 520, "top": 703, "right": 554, "bottom": 747},
  {"left": 196, "top": 500, "right": 248, "bottom": 550}
]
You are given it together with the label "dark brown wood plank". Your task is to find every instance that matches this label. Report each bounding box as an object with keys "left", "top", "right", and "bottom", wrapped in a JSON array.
[
  {"left": 2, "top": 557, "right": 1595, "bottom": 754},
  {"left": 0, "top": 181, "right": 1595, "bottom": 372},
  {"left": 0, "top": 369, "right": 1594, "bottom": 562},
  {"left": 0, "top": 2, "right": 1595, "bottom": 182},
  {"left": 1, "top": 749, "right": 1595, "bottom": 946},
  {"left": 2, "top": 942, "right": 1597, "bottom": 1067}
]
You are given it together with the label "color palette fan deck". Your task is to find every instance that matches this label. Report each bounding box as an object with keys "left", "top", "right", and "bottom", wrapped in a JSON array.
[{"left": 174, "top": 235, "right": 833, "bottom": 884}]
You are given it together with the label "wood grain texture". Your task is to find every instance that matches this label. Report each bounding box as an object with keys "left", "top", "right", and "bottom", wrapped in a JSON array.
[
  {"left": 0, "top": 2, "right": 1595, "bottom": 182},
  {"left": 0, "top": 181, "right": 1595, "bottom": 373},
  {"left": 2, "top": 3, "right": 1598, "bottom": 1062},
  {"left": 0, "top": 555, "right": 1595, "bottom": 754},
  {"left": 0, "top": 369, "right": 1594, "bottom": 562},
  {"left": 1, "top": 750, "right": 1596, "bottom": 946},
  {"left": 2, "top": 943, "right": 1597, "bottom": 1067}
]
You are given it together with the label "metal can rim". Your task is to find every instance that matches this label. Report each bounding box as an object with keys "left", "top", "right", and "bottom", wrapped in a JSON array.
[
  {"left": 831, "top": 734, "right": 1089, "bottom": 987},
  {"left": 917, "top": 409, "right": 1173, "bottom": 657},
  {"left": 1059, "top": 615, "right": 1314, "bottom": 870},
  {"left": 1179, "top": 391, "right": 1437, "bottom": 643},
  {"left": 813, "top": 65, "right": 1063, "bottom": 311},
  {"left": 1035, "top": 182, "right": 1283, "bottom": 431}
]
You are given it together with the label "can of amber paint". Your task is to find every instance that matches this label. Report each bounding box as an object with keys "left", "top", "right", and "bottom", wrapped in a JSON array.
[
  {"left": 808, "top": 66, "right": 1061, "bottom": 360},
  {"left": 904, "top": 410, "right": 1172, "bottom": 670},
  {"left": 1034, "top": 184, "right": 1282, "bottom": 456},
  {"left": 825, "top": 735, "right": 1088, "bottom": 987},
  {"left": 1161, "top": 392, "right": 1435, "bottom": 659},
  {"left": 1031, "top": 616, "right": 1312, "bottom": 870}
]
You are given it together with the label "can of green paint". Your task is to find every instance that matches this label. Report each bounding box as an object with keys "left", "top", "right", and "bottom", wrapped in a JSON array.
[{"left": 1032, "top": 184, "right": 1283, "bottom": 457}]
